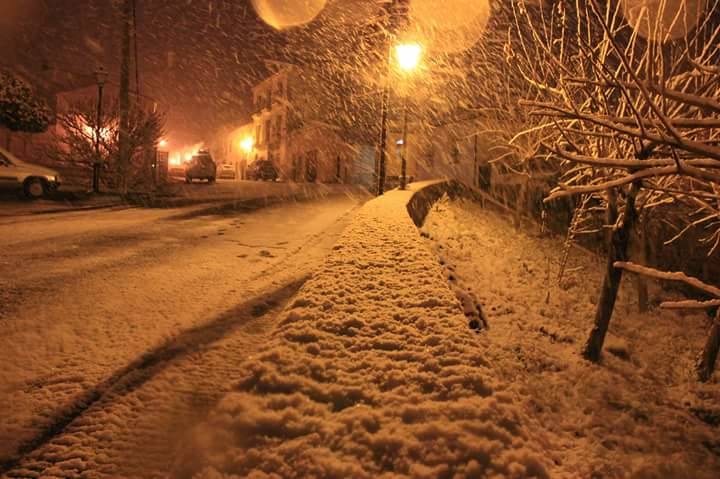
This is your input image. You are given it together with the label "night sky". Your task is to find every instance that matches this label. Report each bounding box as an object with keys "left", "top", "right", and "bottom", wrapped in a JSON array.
[{"left": 0, "top": 0, "right": 286, "bottom": 144}]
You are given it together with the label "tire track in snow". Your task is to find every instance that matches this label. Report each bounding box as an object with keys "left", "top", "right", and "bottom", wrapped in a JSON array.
[{"left": 0, "top": 278, "right": 307, "bottom": 477}]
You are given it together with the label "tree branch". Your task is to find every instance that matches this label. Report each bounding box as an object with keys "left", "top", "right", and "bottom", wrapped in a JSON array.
[{"left": 614, "top": 261, "right": 720, "bottom": 298}]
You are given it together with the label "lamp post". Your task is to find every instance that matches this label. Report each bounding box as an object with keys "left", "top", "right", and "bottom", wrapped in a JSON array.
[
  {"left": 154, "top": 139, "right": 167, "bottom": 186},
  {"left": 377, "top": 59, "right": 391, "bottom": 196},
  {"left": 92, "top": 65, "right": 108, "bottom": 193},
  {"left": 376, "top": 0, "right": 410, "bottom": 196},
  {"left": 394, "top": 42, "right": 422, "bottom": 190},
  {"left": 241, "top": 136, "right": 254, "bottom": 180}
]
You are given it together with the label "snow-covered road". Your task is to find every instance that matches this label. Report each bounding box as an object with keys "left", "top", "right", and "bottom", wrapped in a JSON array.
[{"left": 0, "top": 192, "right": 366, "bottom": 473}]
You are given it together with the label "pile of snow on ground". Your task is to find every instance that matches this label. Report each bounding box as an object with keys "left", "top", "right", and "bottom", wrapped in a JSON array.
[
  {"left": 179, "top": 189, "right": 550, "bottom": 478},
  {"left": 420, "top": 195, "right": 720, "bottom": 478}
]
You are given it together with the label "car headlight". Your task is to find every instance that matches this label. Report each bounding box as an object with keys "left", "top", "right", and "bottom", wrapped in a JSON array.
[{"left": 45, "top": 175, "right": 60, "bottom": 183}]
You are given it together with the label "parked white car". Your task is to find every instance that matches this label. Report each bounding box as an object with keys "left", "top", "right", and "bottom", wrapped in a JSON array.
[
  {"left": 217, "top": 163, "right": 236, "bottom": 180},
  {"left": 0, "top": 146, "right": 60, "bottom": 199}
]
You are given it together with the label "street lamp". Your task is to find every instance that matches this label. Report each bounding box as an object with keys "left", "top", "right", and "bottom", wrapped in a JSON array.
[
  {"left": 92, "top": 65, "right": 109, "bottom": 193},
  {"left": 240, "top": 136, "right": 254, "bottom": 154},
  {"left": 153, "top": 139, "right": 168, "bottom": 185},
  {"left": 394, "top": 42, "right": 422, "bottom": 190},
  {"left": 395, "top": 43, "right": 422, "bottom": 72},
  {"left": 240, "top": 136, "right": 254, "bottom": 180}
]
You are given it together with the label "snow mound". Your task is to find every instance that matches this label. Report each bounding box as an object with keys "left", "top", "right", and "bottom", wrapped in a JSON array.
[
  {"left": 179, "top": 187, "right": 550, "bottom": 478},
  {"left": 420, "top": 194, "right": 720, "bottom": 478}
]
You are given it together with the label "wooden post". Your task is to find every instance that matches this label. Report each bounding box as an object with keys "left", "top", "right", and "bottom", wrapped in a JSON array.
[
  {"left": 697, "top": 309, "right": 720, "bottom": 382},
  {"left": 583, "top": 182, "right": 639, "bottom": 362}
]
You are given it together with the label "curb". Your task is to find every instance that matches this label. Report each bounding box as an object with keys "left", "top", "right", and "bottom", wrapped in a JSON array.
[{"left": 29, "top": 202, "right": 134, "bottom": 216}]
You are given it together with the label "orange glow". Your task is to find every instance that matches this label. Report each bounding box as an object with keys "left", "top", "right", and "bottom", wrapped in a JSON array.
[
  {"left": 241, "top": 136, "right": 254, "bottom": 153},
  {"left": 81, "top": 122, "right": 112, "bottom": 142},
  {"left": 395, "top": 43, "right": 423, "bottom": 72},
  {"left": 169, "top": 142, "right": 204, "bottom": 166}
]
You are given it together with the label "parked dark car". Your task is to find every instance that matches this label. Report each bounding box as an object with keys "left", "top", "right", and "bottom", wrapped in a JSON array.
[
  {"left": 249, "top": 160, "right": 278, "bottom": 181},
  {"left": 185, "top": 151, "right": 216, "bottom": 183}
]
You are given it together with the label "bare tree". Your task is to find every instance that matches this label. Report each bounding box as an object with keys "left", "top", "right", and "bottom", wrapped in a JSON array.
[
  {"left": 506, "top": 0, "right": 719, "bottom": 374},
  {"left": 53, "top": 99, "right": 164, "bottom": 192}
]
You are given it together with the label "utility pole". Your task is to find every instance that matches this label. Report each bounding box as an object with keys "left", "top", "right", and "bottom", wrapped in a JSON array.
[
  {"left": 118, "top": 0, "right": 132, "bottom": 194},
  {"left": 132, "top": 0, "right": 140, "bottom": 96}
]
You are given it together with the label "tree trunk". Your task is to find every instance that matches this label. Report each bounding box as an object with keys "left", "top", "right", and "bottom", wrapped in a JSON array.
[
  {"left": 583, "top": 182, "right": 640, "bottom": 362},
  {"left": 514, "top": 179, "right": 527, "bottom": 230},
  {"left": 697, "top": 309, "right": 720, "bottom": 382},
  {"left": 605, "top": 188, "right": 617, "bottom": 249},
  {"left": 637, "top": 218, "right": 649, "bottom": 313}
]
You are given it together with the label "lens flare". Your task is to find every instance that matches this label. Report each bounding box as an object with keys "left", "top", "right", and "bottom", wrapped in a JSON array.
[
  {"left": 621, "top": 0, "right": 706, "bottom": 41},
  {"left": 409, "top": 0, "right": 491, "bottom": 54},
  {"left": 251, "top": 0, "right": 327, "bottom": 30}
]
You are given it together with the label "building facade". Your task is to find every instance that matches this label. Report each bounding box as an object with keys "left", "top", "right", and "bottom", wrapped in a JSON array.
[
  {"left": 251, "top": 66, "right": 292, "bottom": 178},
  {"left": 224, "top": 123, "right": 255, "bottom": 180},
  {"left": 251, "top": 64, "right": 364, "bottom": 184}
]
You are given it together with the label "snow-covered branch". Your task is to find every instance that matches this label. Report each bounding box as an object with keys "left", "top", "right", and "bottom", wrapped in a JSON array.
[{"left": 614, "top": 261, "right": 720, "bottom": 298}]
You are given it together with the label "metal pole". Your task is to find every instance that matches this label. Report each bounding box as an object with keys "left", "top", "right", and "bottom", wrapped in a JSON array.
[
  {"left": 400, "top": 95, "right": 409, "bottom": 190},
  {"left": 377, "top": 80, "right": 389, "bottom": 195},
  {"left": 93, "top": 83, "right": 104, "bottom": 193},
  {"left": 153, "top": 147, "right": 158, "bottom": 186}
]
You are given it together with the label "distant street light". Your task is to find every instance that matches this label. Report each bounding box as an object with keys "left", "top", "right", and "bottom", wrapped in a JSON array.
[
  {"left": 241, "top": 136, "right": 254, "bottom": 154},
  {"left": 395, "top": 42, "right": 422, "bottom": 72},
  {"left": 92, "top": 65, "right": 109, "bottom": 193},
  {"left": 158, "top": 139, "right": 168, "bottom": 148},
  {"left": 394, "top": 42, "right": 422, "bottom": 190}
]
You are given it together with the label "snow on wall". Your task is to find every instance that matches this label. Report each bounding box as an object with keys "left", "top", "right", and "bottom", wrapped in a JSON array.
[{"left": 178, "top": 183, "right": 550, "bottom": 478}]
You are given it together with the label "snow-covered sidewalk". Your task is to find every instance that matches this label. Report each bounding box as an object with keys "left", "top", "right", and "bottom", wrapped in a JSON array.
[{"left": 178, "top": 185, "right": 551, "bottom": 478}]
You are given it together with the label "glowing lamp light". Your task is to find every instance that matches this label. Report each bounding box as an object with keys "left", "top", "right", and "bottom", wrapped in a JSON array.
[
  {"left": 396, "top": 139, "right": 405, "bottom": 145},
  {"left": 185, "top": 153, "right": 193, "bottom": 162},
  {"left": 241, "top": 136, "right": 254, "bottom": 153},
  {"left": 158, "top": 139, "right": 168, "bottom": 148},
  {"left": 395, "top": 43, "right": 423, "bottom": 72}
]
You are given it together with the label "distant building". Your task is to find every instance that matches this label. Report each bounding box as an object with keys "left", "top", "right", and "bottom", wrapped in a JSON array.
[
  {"left": 224, "top": 123, "right": 255, "bottom": 180},
  {"left": 250, "top": 64, "right": 366, "bottom": 184},
  {"left": 251, "top": 66, "right": 292, "bottom": 177},
  {"left": 287, "top": 122, "right": 357, "bottom": 184}
]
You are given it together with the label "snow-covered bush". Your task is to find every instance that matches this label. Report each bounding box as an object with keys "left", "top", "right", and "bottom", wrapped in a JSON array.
[{"left": 0, "top": 70, "right": 51, "bottom": 134}]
